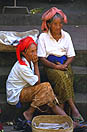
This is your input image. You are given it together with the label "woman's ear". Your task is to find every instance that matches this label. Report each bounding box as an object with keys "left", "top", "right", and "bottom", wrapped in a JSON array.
[
  {"left": 22, "top": 49, "right": 27, "bottom": 57},
  {"left": 22, "top": 51, "right": 25, "bottom": 57},
  {"left": 22, "top": 49, "right": 27, "bottom": 56}
]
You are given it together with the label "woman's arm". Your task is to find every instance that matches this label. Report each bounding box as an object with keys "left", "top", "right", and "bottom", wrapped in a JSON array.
[
  {"left": 40, "top": 57, "right": 57, "bottom": 69},
  {"left": 40, "top": 56, "right": 75, "bottom": 71},
  {"left": 32, "top": 56, "right": 40, "bottom": 84},
  {"left": 34, "top": 62, "right": 40, "bottom": 84},
  {"left": 64, "top": 56, "right": 75, "bottom": 68}
]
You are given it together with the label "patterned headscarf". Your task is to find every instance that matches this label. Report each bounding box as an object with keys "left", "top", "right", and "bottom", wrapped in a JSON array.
[
  {"left": 41, "top": 7, "right": 67, "bottom": 32},
  {"left": 16, "top": 36, "right": 37, "bottom": 66}
]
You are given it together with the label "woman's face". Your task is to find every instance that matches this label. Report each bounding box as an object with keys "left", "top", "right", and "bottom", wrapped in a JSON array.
[
  {"left": 22, "top": 44, "right": 37, "bottom": 62},
  {"left": 48, "top": 17, "right": 63, "bottom": 35}
]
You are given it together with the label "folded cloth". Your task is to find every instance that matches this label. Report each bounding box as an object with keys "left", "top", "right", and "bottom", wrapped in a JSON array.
[
  {"left": 47, "top": 55, "right": 67, "bottom": 64},
  {"left": 34, "top": 122, "right": 69, "bottom": 130},
  {"left": 0, "top": 29, "right": 39, "bottom": 46}
]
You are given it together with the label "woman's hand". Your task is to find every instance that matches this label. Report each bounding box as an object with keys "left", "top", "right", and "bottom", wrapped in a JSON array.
[
  {"left": 55, "top": 56, "right": 75, "bottom": 70},
  {"left": 55, "top": 64, "right": 67, "bottom": 70},
  {"left": 32, "top": 55, "right": 38, "bottom": 64}
]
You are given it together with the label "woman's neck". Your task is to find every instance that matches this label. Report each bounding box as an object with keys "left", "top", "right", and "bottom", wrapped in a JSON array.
[{"left": 51, "top": 32, "right": 62, "bottom": 41}]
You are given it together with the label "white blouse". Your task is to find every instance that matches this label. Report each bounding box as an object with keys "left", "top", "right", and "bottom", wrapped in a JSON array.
[
  {"left": 37, "top": 29, "right": 75, "bottom": 58},
  {"left": 6, "top": 57, "right": 38, "bottom": 105}
]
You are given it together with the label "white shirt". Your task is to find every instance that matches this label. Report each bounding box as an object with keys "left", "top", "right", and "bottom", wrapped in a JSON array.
[
  {"left": 37, "top": 30, "right": 75, "bottom": 58},
  {"left": 6, "top": 57, "right": 38, "bottom": 105}
]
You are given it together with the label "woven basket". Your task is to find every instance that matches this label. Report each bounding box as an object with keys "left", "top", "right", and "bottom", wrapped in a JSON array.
[{"left": 32, "top": 115, "right": 73, "bottom": 132}]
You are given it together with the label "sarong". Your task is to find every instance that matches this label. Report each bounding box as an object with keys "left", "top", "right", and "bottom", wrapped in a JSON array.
[
  {"left": 20, "top": 82, "right": 57, "bottom": 109},
  {"left": 44, "top": 65, "right": 74, "bottom": 104}
]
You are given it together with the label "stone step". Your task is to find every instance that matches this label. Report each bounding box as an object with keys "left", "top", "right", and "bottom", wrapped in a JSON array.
[
  {"left": 74, "top": 74, "right": 87, "bottom": 93},
  {"left": 0, "top": 25, "right": 87, "bottom": 51},
  {"left": 0, "top": 50, "right": 86, "bottom": 67},
  {"left": 0, "top": 11, "right": 87, "bottom": 25},
  {"left": 73, "top": 66, "right": 87, "bottom": 93},
  {"left": 72, "top": 50, "right": 87, "bottom": 67},
  {"left": 0, "top": 66, "right": 87, "bottom": 77},
  {"left": 72, "top": 66, "right": 87, "bottom": 75},
  {"left": 0, "top": 66, "right": 87, "bottom": 94},
  {"left": 0, "top": 14, "right": 42, "bottom": 26}
]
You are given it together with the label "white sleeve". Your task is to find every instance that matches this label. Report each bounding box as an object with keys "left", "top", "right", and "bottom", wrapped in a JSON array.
[
  {"left": 20, "top": 65, "right": 38, "bottom": 86},
  {"left": 37, "top": 34, "right": 46, "bottom": 57},
  {"left": 66, "top": 34, "right": 76, "bottom": 57}
]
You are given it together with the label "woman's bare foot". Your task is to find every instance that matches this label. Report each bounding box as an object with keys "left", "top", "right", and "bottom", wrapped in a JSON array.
[
  {"left": 23, "top": 106, "right": 35, "bottom": 121},
  {"left": 23, "top": 111, "right": 33, "bottom": 121},
  {"left": 72, "top": 109, "right": 84, "bottom": 123}
]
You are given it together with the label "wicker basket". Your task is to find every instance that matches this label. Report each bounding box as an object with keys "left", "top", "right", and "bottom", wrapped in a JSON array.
[{"left": 32, "top": 115, "right": 73, "bottom": 132}]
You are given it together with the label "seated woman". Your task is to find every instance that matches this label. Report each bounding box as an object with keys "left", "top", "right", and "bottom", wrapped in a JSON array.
[
  {"left": 37, "top": 7, "right": 84, "bottom": 123},
  {"left": 6, "top": 36, "right": 70, "bottom": 126}
]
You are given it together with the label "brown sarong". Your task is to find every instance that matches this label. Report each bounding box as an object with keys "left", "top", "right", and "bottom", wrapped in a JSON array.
[{"left": 20, "top": 82, "right": 57, "bottom": 109}]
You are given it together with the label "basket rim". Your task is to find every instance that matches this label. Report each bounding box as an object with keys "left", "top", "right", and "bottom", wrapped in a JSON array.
[
  {"left": 32, "top": 115, "right": 73, "bottom": 122},
  {"left": 32, "top": 115, "right": 73, "bottom": 130}
]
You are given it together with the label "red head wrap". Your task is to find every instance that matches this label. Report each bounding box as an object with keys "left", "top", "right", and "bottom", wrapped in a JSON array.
[
  {"left": 16, "top": 36, "right": 37, "bottom": 66},
  {"left": 41, "top": 7, "right": 67, "bottom": 32}
]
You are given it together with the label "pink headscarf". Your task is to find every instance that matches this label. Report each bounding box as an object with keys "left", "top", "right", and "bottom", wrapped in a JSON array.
[
  {"left": 41, "top": 7, "right": 67, "bottom": 32},
  {"left": 16, "top": 36, "right": 37, "bottom": 66}
]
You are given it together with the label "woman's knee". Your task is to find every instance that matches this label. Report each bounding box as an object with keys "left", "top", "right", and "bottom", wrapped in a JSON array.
[{"left": 41, "top": 82, "right": 51, "bottom": 86}]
